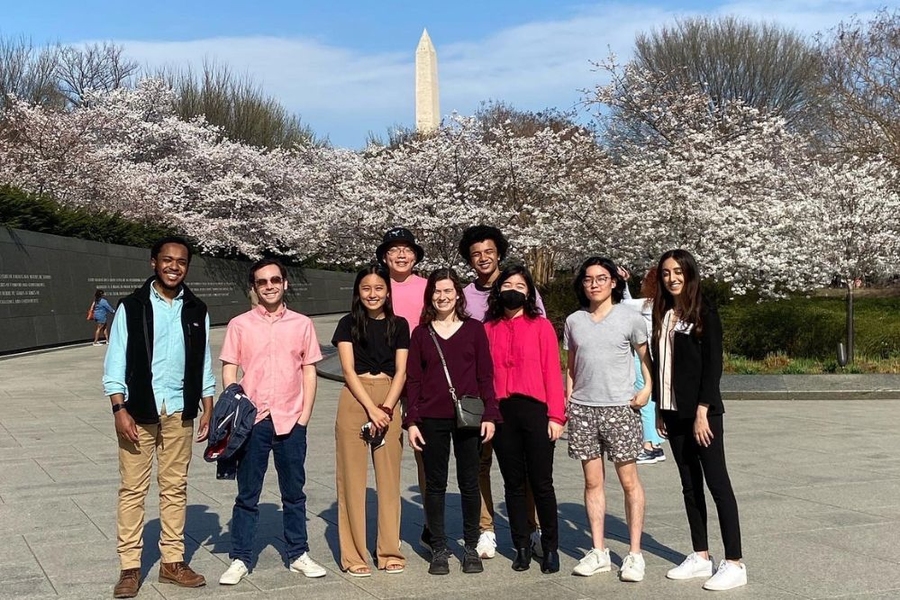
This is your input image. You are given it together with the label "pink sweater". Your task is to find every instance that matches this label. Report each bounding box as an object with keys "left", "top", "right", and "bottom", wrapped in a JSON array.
[
  {"left": 391, "top": 274, "right": 427, "bottom": 331},
  {"left": 484, "top": 314, "right": 566, "bottom": 425}
]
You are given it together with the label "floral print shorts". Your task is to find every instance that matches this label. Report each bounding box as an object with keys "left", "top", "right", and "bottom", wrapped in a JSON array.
[{"left": 566, "top": 403, "right": 642, "bottom": 463}]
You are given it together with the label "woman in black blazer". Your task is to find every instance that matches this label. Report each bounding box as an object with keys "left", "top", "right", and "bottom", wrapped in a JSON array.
[{"left": 651, "top": 249, "right": 747, "bottom": 591}]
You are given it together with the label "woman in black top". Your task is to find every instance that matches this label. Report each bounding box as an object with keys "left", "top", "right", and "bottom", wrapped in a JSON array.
[
  {"left": 332, "top": 264, "right": 409, "bottom": 577},
  {"left": 651, "top": 249, "right": 747, "bottom": 591}
]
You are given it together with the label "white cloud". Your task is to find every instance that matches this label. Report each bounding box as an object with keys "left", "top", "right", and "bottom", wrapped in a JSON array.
[{"left": 109, "top": 0, "right": 883, "bottom": 148}]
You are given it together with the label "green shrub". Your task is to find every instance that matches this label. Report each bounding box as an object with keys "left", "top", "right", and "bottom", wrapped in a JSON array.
[
  {"left": 720, "top": 297, "right": 845, "bottom": 359},
  {"left": 0, "top": 185, "right": 176, "bottom": 247},
  {"left": 539, "top": 272, "right": 580, "bottom": 339}
]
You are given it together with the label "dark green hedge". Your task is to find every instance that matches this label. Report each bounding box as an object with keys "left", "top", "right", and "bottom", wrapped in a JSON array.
[{"left": 0, "top": 185, "right": 175, "bottom": 248}]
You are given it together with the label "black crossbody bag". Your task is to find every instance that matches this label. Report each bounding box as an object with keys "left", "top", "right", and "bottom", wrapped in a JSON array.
[{"left": 428, "top": 325, "right": 484, "bottom": 430}]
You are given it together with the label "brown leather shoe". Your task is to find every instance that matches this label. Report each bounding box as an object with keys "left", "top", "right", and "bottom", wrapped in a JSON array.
[
  {"left": 158, "top": 561, "right": 206, "bottom": 587},
  {"left": 113, "top": 569, "right": 141, "bottom": 598}
]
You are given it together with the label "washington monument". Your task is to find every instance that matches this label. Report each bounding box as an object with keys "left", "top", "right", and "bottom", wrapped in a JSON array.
[{"left": 415, "top": 29, "right": 440, "bottom": 133}]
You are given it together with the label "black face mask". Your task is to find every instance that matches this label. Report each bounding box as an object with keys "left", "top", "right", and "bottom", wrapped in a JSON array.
[{"left": 499, "top": 289, "right": 527, "bottom": 310}]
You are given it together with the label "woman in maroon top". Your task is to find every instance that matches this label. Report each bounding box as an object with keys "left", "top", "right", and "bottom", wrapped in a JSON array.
[{"left": 404, "top": 268, "right": 499, "bottom": 576}]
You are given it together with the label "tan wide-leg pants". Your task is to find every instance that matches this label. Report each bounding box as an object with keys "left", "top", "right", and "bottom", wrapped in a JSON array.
[
  {"left": 335, "top": 379, "right": 405, "bottom": 570},
  {"left": 116, "top": 411, "right": 194, "bottom": 569}
]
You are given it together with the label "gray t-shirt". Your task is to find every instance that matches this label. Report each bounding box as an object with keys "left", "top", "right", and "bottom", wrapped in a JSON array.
[{"left": 563, "top": 305, "right": 648, "bottom": 406}]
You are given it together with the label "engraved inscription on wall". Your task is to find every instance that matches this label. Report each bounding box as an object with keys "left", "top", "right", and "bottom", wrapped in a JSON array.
[
  {"left": 86, "top": 277, "right": 240, "bottom": 300},
  {"left": 0, "top": 273, "right": 51, "bottom": 305}
]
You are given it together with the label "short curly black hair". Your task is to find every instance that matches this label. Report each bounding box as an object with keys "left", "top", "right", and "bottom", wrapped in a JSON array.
[{"left": 457, "top": 225, "right": 509, "bottom": 264}]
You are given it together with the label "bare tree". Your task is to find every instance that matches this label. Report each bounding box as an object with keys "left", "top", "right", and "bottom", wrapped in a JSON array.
[
  {"left": 155, "top": 61, "right": 318, "bottom": 149},
  {"left": 817, "top": 9, "right": 900, "bottom": 169},
  {"left": 601, "top": 16, "right": 822, "bottom": 148},
  {"left": 55, "top": 42, "right": 138, "bottom": 106},
  {"left": 0, "top": 36, "right": 64, "bottom": 111}
]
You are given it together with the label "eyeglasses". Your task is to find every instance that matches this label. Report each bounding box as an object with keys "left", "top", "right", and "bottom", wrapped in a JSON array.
[
  {"left": 582, "top": 276, "right": 611, "bottom": 287},
  {"left": 386, "top": 246, "right": 414, "bottom": 256},
  {"left": 255, "top": 276, "right": 284, "bottom": 287}
]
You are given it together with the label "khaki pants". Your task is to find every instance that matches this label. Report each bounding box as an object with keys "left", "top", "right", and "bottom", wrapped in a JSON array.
[
  {"left": 116, "top": 411, "right": 194, "bottom": 569},
  {"left": 335, "top": 380, "right": 405, "bottom": 570}
]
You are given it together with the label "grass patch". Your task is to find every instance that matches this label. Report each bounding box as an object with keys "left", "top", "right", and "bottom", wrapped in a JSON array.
[{"left": 724, "top": 353, "right": 900, "bottom": 374}]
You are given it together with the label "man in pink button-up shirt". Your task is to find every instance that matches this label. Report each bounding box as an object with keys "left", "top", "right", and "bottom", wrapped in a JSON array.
[{"left": 217, "top": 258, "right": 327, "bottom": 586}]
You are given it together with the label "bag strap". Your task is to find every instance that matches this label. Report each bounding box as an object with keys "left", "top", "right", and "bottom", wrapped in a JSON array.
[{"left": 428, "top": 325, "right": 459, "bottom": 404}]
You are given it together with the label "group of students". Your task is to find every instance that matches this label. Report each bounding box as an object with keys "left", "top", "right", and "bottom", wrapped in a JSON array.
[
  {"left": 104, "top": 230, "right": 746, "bottom": 599},
  {"left": 326, "top": 226, "right": 747, "bottom": 591}
]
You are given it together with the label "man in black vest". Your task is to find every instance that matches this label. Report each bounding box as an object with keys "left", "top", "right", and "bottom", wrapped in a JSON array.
[{"left": 102, "top": 236, "right": 215, "bottom": 598}]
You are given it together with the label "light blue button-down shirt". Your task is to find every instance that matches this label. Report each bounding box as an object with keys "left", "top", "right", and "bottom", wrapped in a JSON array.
[{"left": 103, "top": 283, "right": 216, "bottom": 413}]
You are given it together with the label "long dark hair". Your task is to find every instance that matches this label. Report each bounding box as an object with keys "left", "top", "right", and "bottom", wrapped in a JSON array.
[
  {"left": 652, "top": 249, "right": 704, "bottom": 346},
  {"left": 420, "top": 268, "right": 469, "bottom": 325},
  {"left": 487, "top": 264, "right": 543, "bottom": 321},
  {"left": 573, "top": 257, "right": 626, "bottom": 308},
  {"left": 350, "top": 264, "right": 400, "bottom": 347},
  {"left": 94, "top": 289, "right": 105, "bottom": 302}
]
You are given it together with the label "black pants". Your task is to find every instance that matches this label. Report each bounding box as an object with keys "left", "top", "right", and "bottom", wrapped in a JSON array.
[
  {"left": 418, "top": 417, "right": 481, "bottom": 551},
  {"left": 662, "top": 412, "right": 742, "bottom": 560},
  {"left": 493, "top": 396, "right": 558, "bottom": 552}
]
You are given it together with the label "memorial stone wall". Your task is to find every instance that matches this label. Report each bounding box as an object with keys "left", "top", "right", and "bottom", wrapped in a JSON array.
[{"left": 0, "top": 228, "right": 355, "bottom": 354}]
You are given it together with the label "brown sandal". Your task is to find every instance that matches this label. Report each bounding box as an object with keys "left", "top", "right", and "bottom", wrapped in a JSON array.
[
  {"left": 384, "top": 562, "right": 405, "bottom": 574},
  {"left": 347, "top": 565, "right": 371, "bottom": 577}
]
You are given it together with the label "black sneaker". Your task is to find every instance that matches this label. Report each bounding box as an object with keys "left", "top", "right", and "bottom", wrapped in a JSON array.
[
  {"left": 653, "top": 447, "right": 666, "bottom": 462},
  {"left": 636, "top": 448, "right": 658, "bottom": 465},
  {"left": 429, "top": 548, "right": 451, "bottom": 575},
  {"left": 461, "top": 546, "right": 484, "bottom": 574}
]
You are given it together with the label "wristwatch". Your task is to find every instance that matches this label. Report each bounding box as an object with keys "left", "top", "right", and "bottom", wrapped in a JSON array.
[{"left": 112, "top": 403, "right": 125, "bottom": 414}]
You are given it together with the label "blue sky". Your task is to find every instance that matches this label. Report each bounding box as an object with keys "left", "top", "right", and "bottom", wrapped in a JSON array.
[{"left": 1, "top": 0, "right": 885, "bottom": 148}]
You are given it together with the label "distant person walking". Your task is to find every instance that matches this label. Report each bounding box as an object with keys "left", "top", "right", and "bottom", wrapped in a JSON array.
[
  {"left": 89, "top": 289, "right": 115, "bottom": 345},
  {"left": 652, "top": 249, "right": 746, "bottom": 591}
]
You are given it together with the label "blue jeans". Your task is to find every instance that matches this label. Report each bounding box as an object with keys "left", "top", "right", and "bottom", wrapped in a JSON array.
[
  {"left": 230, "top": 418, "right": 309, "bottom": 563},
  {"left": 634, "top": 354, "right": 664, "bottom": 446}
]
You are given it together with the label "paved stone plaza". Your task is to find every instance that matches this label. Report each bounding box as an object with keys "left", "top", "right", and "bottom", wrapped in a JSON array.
[{"left": 1, "top": 314, "right": 899, "bottom": 599}]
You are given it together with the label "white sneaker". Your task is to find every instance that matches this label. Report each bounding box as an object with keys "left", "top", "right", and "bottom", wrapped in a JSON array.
[
  {"left": 289, "top": 552, "right": 327, "bottom": 578},
  {"left": 530, "top": 529, "right": 544, "bottom": 559},
  {"left": 667, "top": 552, "right": 714, "bottom": 580},
  {"left": 703, "top": 560, "right": 747, "bottom": 591},
  {"left": 619, "top": 552, "right": 645, "bottom": 582},
  {"left": 572, "top": 547, "right": 611, "bottom": 576},
  {"left": 476, "top": 531, "right": 497, "bottom": 559},
  {"left": 219, "top": 559, "right": 248, "bottom": 585}
]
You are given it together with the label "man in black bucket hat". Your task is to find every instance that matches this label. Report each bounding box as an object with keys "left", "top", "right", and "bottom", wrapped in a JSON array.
[{"left": 375, "top": 227, "right": 425, "bottom": 265}]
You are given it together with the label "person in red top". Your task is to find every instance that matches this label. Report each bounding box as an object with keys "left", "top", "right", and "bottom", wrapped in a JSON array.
[
  {"left": 483, "top": 264, "right": 566, "bottom": 575},
  {"left": 404, "top": 268, "right": 499, "bottom": 576},
  {"left": 217, "top": 258, "right": 327, "bottom": 586}
]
